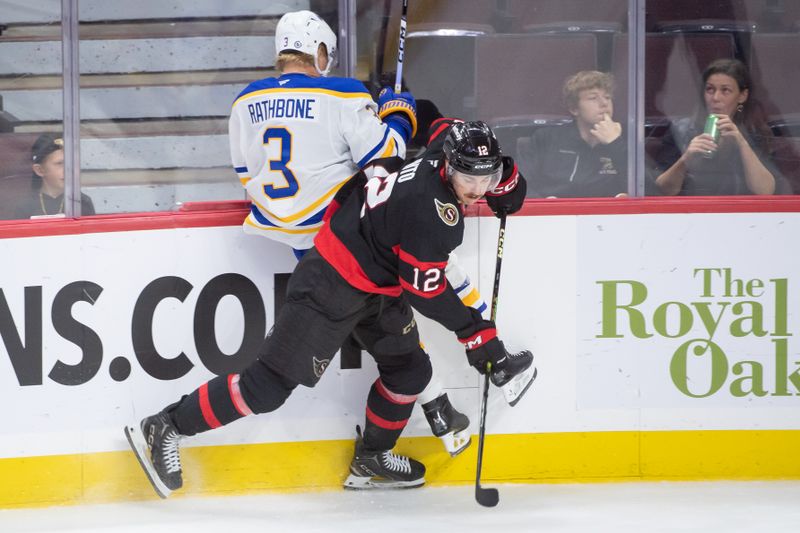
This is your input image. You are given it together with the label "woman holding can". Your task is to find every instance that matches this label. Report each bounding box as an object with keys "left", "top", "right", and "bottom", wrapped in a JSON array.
[{"left": 650, "top": 58, "right": 781, "bottom": 196}]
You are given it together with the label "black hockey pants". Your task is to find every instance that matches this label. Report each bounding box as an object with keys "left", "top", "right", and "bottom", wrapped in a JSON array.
[{"left": 170, "top": 249, "right": 432, "bottom": 451}]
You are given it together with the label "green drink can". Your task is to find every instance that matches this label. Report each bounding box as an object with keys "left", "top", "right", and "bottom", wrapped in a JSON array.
[{"left": 703, "top": 114, "right": 720, "bottom": 158}]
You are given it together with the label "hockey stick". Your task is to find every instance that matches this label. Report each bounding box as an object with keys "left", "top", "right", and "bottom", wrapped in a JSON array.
[
  {"left": 475, "top": 212, "right": 507, "bottom": 508},
  {"left": 394, "top": 0, "right": 409, "bottom": 92}
]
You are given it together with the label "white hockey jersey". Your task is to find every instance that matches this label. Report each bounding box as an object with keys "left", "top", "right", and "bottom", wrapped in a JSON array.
[{"left": 229, "top": 73, "right": 408, "bottom": 250}]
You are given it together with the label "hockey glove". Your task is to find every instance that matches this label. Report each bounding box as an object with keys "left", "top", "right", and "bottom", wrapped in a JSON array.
[
  {"left": 378, "top": 86, "right": 418, "bottom": 141},
  {"left": 485, "top": 156, "right": 527, "bottom": 217},
  {"left": 456, "top": 318, "right": 506, "bottom": 374}
]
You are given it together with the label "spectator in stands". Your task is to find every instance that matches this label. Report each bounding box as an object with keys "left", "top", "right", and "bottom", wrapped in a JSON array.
[
  {"left": 518, "top": 70, "right": 629, "bottom": 198},
  {"left": 13, "top": 133, "right": 95, "bottom": 218},
  {"left": 650, "top": 58, "right": 785, "bottom": 195}
]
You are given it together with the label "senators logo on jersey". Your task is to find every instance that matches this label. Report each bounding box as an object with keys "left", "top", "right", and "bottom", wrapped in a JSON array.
[{"left": 435, "top": 198, "right": 459, "bottom": 227}]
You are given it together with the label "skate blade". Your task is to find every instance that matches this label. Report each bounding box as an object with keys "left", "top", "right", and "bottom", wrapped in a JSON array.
[
  {"left": 124, "top": 423, "right": 172, "bottom": 499},
  {"left": 502, "top": 366, "right": 538, "bottom": 407},
  {"left": 441, "top": 429, "right": 472, "bottom": 457},
  {"left": 343, "top": 473, "right": 425, "bottom": 490}
]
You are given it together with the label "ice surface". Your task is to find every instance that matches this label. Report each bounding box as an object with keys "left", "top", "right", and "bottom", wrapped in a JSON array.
[{"left": 1, "top": 481, "right": 799, "bottom": 533}]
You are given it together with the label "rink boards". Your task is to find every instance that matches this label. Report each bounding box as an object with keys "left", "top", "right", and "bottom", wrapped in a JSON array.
[{"left": 1, "top": 199, "right": 799, "bottom": 507}]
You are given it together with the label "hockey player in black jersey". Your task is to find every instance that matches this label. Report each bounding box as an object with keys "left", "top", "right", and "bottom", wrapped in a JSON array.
[
  {"left": 315, "top": 118, "right": 533, "bottom": 404},
  {"left": 124, "top": 120, "right": 533, "bottom": 497}
]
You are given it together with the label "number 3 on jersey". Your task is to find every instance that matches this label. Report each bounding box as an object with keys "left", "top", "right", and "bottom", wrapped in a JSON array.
[{"left": 262, "top": 127, "right": 299, "bottom": 199}]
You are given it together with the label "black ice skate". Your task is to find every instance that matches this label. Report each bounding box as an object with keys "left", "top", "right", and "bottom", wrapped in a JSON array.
[
  {"left": 124, "top": 411, "right": 183, "bottom": 498},
  {"left": 343, "top": 428, "right": 426, "bottom": 490},
  {"left": 490, "top": 349, "right": 537, "bottom": 407},
  {"left": 422, "top": 393, "right": 471, "bottom": 456}
]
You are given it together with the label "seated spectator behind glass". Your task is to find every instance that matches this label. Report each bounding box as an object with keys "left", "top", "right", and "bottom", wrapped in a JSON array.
[
  {"left": 14, "top": 133, "right": 95, "bottom": 218},
  {"left": 651, "top": 58, "right": 782, "bottom": 196},
  {"left": 519, "top": 70, "right": 627, "bottom": 198}
]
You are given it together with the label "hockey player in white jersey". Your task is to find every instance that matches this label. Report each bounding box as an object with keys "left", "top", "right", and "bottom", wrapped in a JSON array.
[
  {"left": 230, "top": 10, "right": 419, "bottom": 258},
  {"left": 227, "top": 10, "right": 473, "bottom": 457}
]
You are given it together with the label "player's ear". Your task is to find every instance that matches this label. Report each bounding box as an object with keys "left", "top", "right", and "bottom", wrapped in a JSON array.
[{"left": 317, "top": 44, "right": 329, "bottom": 71}]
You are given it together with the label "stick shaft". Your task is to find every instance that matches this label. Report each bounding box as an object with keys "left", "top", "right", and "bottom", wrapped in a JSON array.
[
  {"left": 490, "top": 214, "right": 507, "bottom": 321},
  {"left": 475, "top": 213, "right": 507, "bottom": 503},
  {"left": 394, "top": 0, "right": 409, "bottom": 92}
]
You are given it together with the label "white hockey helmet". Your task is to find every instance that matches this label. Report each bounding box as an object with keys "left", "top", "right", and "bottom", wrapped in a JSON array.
[{"left": 275, "top": 10, "right": 337, "bottom": 76}]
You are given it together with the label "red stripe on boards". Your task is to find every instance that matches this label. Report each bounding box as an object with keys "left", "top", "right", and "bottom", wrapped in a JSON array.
[{"left": 3, "top": 197, "right": 800, "bottom": 241}]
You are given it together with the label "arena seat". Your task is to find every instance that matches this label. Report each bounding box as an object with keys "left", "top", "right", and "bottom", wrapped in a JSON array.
[
  {"left": 476, "top": 33, "right": 596, "bottom": 163},
  {"left": 405, "top": 0, "right": 492, "bottom": 27},
  {"left": 491, "top": 115, "right": 573, "bottom": 163},
  {"left": 0, "top": 0, "right": 302, "bottom": 213},
  {"left": 612, "top": 33, "right": 737, "bottom": 130},
  {"left": 506, "top": 0, "right": 628, "bottom": 33},
  {"left": 772, "top": 137, "right": 800, "bottom": 193},
  {"left": 749, "top": 33, "right": 800, "bottom": 136},
  {"left": 522, "top": 21, "right": 623, "bottom": 73},
  {"left": 1, "top": 0, "right": 308, "bottom": 24},
  {"left": 474, "top": 34, "right": 597, "bottom": 125}
]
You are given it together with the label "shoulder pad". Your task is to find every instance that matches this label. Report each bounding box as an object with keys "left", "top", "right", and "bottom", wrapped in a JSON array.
[{"left": 314, "top": 76, "right": 371, "bottom": 96}]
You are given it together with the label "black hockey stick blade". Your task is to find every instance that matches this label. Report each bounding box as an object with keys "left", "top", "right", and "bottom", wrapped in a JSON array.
[
  {"left": 475, "top": 368, "right": 499, "bottom": 507},
  {"left": 476, "top": 485, "right": 499, "bottom": 508},
  {"left": 473, "top": 215, "right": 507, "bottom": 508}
]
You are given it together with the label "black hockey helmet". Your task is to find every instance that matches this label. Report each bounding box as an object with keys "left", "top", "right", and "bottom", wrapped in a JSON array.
[{"left": 442, "top": 121, "right": 502, "bottom": 176}]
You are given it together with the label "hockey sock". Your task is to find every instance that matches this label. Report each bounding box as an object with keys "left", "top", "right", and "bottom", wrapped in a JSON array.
[
  {"left": 170, "top": 374, "right": 250, "bottom": 436},
  {"left": 363, "top": 378, "right": 417, "bottom": 451},
  {"left": 170, "top": 363, "right": 296, "bottom": 436}
]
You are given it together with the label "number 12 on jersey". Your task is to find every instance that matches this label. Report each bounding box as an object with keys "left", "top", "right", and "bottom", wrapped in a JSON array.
[{"left": 412, "top": 267, "right": 442, "bottom": 293}]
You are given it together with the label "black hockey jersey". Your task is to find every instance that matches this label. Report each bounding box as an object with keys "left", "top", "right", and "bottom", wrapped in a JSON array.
[{"left": 314, "top": 145, "right": 477, "bottom": 334}]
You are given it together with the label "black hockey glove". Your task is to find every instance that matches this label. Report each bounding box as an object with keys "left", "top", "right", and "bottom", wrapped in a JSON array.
[
  {"left": 485, "top": 156, "right": 527, "bottom": 217},
  {"left": 456, "top": 318, "right": 507, "bottom": 374}
]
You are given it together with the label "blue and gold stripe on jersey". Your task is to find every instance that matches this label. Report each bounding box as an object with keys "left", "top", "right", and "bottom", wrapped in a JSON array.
[
  {"left": 247, "top": 176, "right": 348, "bottom": 226},
  {"left": 454, "top": 278, "right": 488, "bottom": 315},
  {"left": 235, "top": 166, "right": 250, "bottom": 186},
  {"left": 233, "top": 74, "right": 372, "bottom": 107},
  {"left": 245, "top": 204, "right": 327, "bottom": 235}
]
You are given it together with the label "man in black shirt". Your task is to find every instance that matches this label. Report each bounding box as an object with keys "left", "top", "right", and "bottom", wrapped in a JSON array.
[
  {"left": 519, "top": 70, "right": 628, "bottom": 198},
  {"left": 125, "top": 120, "right": 534, "bottom": 497},
  {"left": 14, "top": 133, "right": 96, "bottom": 218}
]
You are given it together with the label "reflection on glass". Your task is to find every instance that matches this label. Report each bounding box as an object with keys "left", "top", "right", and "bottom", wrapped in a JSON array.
[
  {"left": 649, "top": 58, "right": 786, "bottom": 195},
  {"left": 519, "top": 71, "right": 629, "bottom": 198},
  {"left": 13, "top": 133, "right": 95, "bottom": 218},
  {"left": 74, "top": 1, "right": 335, "bottom": 214},
  {"left": 0, "top": 3, "right": 65, "bottom": 220},
  {"left": 356, "top": 0, "right": 630, "bottom": 197},
  {"left": 644, "top": 0, "right": 800, "bottom": 196}
]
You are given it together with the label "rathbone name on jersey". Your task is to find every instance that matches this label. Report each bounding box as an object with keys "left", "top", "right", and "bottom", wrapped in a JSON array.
[{"left": 247, "top": 97, "right": 317, "bottom": 124}]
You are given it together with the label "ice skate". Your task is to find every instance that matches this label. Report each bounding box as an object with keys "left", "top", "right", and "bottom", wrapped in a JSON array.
[
  {"left": 343, "top": 428, "right": 425, "bottom": 490},
  {"left": 124, "top": 411, "right": 183, "bottom": 498},
  {"left": 491, "top": 349, "right": 537, "bottom": 407},
  {"left": 422, "top": 393, "right": 471, "bottom": 456}
]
